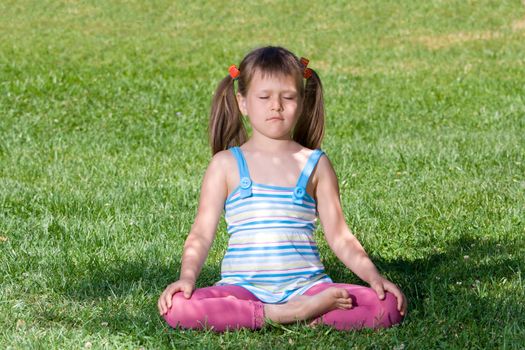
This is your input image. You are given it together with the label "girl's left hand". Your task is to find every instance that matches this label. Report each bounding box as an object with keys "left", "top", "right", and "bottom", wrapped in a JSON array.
[{"left": 369, "top": 276, "right": 407, "bottom": 316}]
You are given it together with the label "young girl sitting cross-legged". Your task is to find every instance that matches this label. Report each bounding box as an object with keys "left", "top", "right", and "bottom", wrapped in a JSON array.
[{"left": 158, "top": 46, "right": 407, "bottom": 332}]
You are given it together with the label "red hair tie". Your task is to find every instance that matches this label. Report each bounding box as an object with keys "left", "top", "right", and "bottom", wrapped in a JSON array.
[
  {"left": 228, "top": 65, "right": 240, "bottom": 80},
  {"left": 300, "top": 57, "right": 313, "bottom": 79},
  {"left": 303, "top": 68, "right": 313, "bottom": 79}
]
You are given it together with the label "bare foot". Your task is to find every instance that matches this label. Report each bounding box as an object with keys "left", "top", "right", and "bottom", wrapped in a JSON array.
[{"left": 264, "top": 287, "right": 352, "bottom": 324}]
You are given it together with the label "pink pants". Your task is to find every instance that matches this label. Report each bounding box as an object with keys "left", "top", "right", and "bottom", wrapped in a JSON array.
[{"left": 163, "top": 283, "right": 403, "bottom": 332}]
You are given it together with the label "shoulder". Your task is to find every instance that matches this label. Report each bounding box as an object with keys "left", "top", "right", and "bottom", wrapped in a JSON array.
[
  {"left": 311, "top": 150, "right": 337, "bottom": 188},
  {"left": 315, "top": 151, "right": 335, "bottom": 175},
  {"left": 295, "top": 144, "right": 318, "bottom": 161},
  {"left": 205, "top": 149, "right": 236, "bottom": 180},
  {"left": 296, "top": 145, "right": 333, "bottom": 179},
  {"left": 210, "top": 149, "right": 235, "bottom": 167}
]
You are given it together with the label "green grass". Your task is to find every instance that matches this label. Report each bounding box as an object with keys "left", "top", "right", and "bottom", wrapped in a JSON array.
[{"left": 1, "top": 0, "right": 524, "bottom": 348}]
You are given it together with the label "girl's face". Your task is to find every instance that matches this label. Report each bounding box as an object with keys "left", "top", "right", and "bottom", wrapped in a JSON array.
[{"left": 237, "top": 70, "right": 301, "bottom": 142}]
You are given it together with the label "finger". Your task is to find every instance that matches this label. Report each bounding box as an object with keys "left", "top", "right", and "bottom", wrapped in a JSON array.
[
  {"left": 166, "top": 285, "right": 181, "bottom": 308},
  {"left": 165, "top": 291, "right": 175, "bottom": 310},
  {"left": 394, "top": 291, "right": 406, "bottom": 315},
  {"left": 166, "top": 292, "right": 173, "bottom": 309},
  {"left": 183, "top": 285, "right": 192, "bottom": 299},
  {"left": 158, "top": 291, "right": 166, "bottom": 314},
  {"left": 397, "top": 295, "right": 406, "bottom": 316},
  {"left": 161, "top": 291, "right": 170, "bottom": 314},
  {"left": 160, "top": 293, "right": 170, "bottom": 314},
  {"left": 388, "top": 288, "right": 402, "bottom": 311},
  {"left": 371, "top": 283, "right": 385, "bottom": 300},
  {"left": 157, "top": 298, "right": 163, "bottom": 315},
  {"left": 383, "top": 283, "right": 402, "bottom": 309},
  {"left": 392, "top": 289, "right": 404, "bottom": 312},
  {"left": 400, "top": 294, "right": 408, "bottom": 316}
]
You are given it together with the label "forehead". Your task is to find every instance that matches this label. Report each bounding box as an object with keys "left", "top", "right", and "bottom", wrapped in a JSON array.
[{"left": 249, "top": 69, "right": 298, "bottom": 92}]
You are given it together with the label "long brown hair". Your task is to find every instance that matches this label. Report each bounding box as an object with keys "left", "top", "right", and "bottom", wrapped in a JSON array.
[{"left": 209, "top": 46, "right": 325, "bottom": 155}]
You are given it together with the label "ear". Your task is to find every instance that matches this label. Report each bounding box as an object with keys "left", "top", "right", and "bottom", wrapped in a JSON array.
[{"left": 236, "top": 92, "right": 247, "bottom": 116}]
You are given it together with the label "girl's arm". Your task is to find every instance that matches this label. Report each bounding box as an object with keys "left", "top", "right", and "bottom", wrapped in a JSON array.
[
  {"left": 314, "top": 156, "right": 407, "bottom": 315},
  {"left": 158, "top": 151, "right": 229, "bottom": 315}
]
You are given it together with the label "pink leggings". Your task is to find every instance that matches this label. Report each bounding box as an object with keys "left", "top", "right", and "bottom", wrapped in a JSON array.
[{"left": 163, "top": 283, "right": 403, "bottom": 332}]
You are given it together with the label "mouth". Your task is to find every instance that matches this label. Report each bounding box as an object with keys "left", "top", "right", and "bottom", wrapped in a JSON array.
[{"left": 267, "top": 116, "right": 284, "bottom": 121}]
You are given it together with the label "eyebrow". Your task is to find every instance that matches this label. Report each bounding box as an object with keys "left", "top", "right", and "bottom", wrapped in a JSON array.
[{"left": 257, "top": 89, "right": 297, "bottom": 94}]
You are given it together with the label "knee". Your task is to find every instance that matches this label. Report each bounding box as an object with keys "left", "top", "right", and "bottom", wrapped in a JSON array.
[
  {"left": 163, "top": 293, "right": 201, "bottom": 329},
  {"left": 375, "top": 292, "right": 403, "bottom": 328}
]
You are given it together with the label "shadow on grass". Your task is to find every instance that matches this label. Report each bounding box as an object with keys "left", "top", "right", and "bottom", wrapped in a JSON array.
[
  {"left": 369, "top": 234, "right": 523, "bottom": 302},
  {"left": 36, "top": 251, "right": 222, "bottom": 340},
  {"left": 324, "top": 234, "right": 524, "bottom": 327},
  {"left": 36, "top": 234, "right": 524, "bottom": 345},
  {"left": 62, "top": 255, "right": 222, "bottom": 300}
]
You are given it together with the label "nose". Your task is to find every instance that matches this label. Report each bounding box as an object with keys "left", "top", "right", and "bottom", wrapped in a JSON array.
[{"left": 270, "top": 97, "right": 283, "bottom": 111}]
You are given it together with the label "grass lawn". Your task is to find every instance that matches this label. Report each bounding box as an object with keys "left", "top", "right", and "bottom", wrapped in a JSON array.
[{"left": 1, "top": 0, "right": 524, "bottom": 349}]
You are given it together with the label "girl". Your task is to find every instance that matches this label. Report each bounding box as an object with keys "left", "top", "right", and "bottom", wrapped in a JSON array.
[{"left": 158, "top": 46, "right": 407, "bottom": 332}]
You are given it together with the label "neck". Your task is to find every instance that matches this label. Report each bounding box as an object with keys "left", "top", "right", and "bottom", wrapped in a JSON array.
[{"left": 244, "top": 133, "right": 298, "bottom": 154}]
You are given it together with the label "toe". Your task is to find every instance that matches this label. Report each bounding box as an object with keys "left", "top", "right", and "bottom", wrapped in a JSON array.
[
  {"left": 340, "top": 298, "right": 353, "bottom": 309},
  {"left": 336, "top": 288, "right": 350, "bottom": 299}
]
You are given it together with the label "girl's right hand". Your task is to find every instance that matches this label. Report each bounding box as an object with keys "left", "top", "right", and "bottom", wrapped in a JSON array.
[{"left": 157, "top": 279, "right": 195, "bottom": 315}]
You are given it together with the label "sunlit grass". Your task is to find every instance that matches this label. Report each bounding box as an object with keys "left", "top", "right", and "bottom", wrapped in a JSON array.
[{"left": 1, "top": 1, "right": 524, "bottom": 348}]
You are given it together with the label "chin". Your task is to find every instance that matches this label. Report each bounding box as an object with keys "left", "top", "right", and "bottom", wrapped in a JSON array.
[{"left": 267, "top": 133, "right": 293, "bottom": 140}]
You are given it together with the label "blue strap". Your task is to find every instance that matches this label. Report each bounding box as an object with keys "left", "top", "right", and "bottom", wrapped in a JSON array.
[
  {"left": 293, "top": 149, "right": 325, "bottom": 204},
  {"left": 229, "top": 147, "right": 252, "bottom": 198}
]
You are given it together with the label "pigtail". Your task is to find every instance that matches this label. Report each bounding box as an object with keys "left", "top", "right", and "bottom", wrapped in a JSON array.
[
  {"left": 294, "top": 69, "right": 325, "bottom": 149},
  {"left": 209, "top": 76, "right": 247, "bottom": 155}
]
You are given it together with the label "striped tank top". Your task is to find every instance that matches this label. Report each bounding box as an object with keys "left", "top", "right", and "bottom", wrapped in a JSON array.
[{"left": 216, "top": 146, "right": 333, "bottom": 303}]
